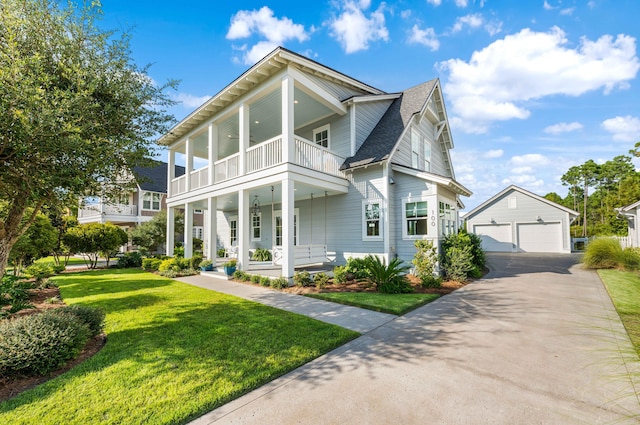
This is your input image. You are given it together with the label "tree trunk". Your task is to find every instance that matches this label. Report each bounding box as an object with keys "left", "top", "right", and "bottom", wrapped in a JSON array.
[
  {"left": 583, "top": 182, "right": 588, "bottom": 237},
  {"left": 0, "top": 199, "right": 44, "bottom": 277}
]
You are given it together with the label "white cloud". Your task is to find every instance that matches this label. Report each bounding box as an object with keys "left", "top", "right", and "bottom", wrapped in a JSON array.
[
  {"left": 427, "top": 0, "right": 442, "bottom": 5},
  {"left": 601, "top": 115, "right": 640, "bottom": 142},
  {"left": 544, "top": 121, "right": 583, "bottom": 134},
  {"left": 455, "top": 0, "right": 468, "bottom": 7},
  {"left": 438, "top": 27, "right": 640, "bottom": 133},
  {"left": 173, "top": 93, "right": 211, "bottom": 108},
  {"left": 328, "top": 1, "right": 389, "bottom": 54},
  {"left": 560, "top": 7, "right": 576, "bottom": 16},
  {"left": 483, "top": 149, "right": 504, "bottom": 159},
  {"left": 543, "top": 1, "right": 555, "bottom": 11},
  {"left": 502, "top": 174, "right": 545, "bottom": 187},
  {"left": 511, "top": 166, "right": 533, "bottom": 174},
  {"left": 452, "top": 14, "right": 483, "bottom": 33},
  {"left": 408, "top": 25, "right": 439, "bottom": 51},
  {"left": 226, "top": 7, "right": 309, "bottom": 64},
  {"left": 509, "top": 153, "right": 549, "bottom": 166},
  {"left": 400, "top": 9, "right": 412, "bottom": 19}
]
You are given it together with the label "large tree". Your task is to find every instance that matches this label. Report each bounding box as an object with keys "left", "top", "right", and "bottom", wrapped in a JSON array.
[{"left": 0, "top": 0, "right": 176, "bottom": 275}]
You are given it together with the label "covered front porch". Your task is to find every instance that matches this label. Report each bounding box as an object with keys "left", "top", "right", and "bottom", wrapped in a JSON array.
[{"left": 167, "top": 176, "right": 348, "bottom": 279}]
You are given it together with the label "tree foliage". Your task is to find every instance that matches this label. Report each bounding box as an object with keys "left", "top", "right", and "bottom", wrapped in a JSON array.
[
  {"left": 0, "top": 0, "right": 177, "bottom": 276},
  {"left": 8, "top": 213, "right": 57, "bottom": 273},
  {"left": 130, "top": 210, "right": 183, "bottom": 254},
  {"left": 63, "top": 223, "right": 128, "bottom": 269}
]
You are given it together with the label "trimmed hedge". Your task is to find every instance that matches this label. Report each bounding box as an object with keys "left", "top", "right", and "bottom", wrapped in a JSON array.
[{"left": 0, "top": 306, "right": 105, "bottom": 378}]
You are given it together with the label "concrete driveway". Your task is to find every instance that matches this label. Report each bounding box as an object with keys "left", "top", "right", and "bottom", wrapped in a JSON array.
[{"left": 192, "top": 253, "right": 640, "bottom": 424}]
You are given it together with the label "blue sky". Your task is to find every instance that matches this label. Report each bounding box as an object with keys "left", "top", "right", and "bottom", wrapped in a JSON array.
[{"left": 100, "top": 0, "right": 640, "bottom": 210}]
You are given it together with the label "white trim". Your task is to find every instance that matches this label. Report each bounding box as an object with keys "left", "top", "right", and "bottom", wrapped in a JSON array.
[
  {"left": 362, "top": 199, "right": 383, "bottom": 241},
  {"left": 229, "top": 216, "right": 238, "bottom": 247},
  {"left": 401, "top": 195, "right": 432, "bottom": 240},
  {"left": 251, "top": 212, "right": 262, "bottom": 242},
  {"left": 273, "top": 208, "right": 299, "bottom": 246},
  {"left": 312, "top": 123, "right": 330, "bottom": 149},
  {"left": 142, "top": 192, "right": 162, "bottom": 211}
]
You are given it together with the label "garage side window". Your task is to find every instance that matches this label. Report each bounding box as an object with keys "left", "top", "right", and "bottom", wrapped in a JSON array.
[{"left": 404, "top": 200, "right": 428, "bottom": 237}]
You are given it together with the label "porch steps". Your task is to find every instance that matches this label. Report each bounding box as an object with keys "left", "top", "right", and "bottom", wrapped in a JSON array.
[{"left": 200, "top": 269, "right": 230, "bottom": 280}]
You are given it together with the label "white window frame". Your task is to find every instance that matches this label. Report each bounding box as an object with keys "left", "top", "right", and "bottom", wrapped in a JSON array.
[
  {"left": 251, "top": 213, "right": 261, "bottom": 242},
  {"left": 411, "top": 128, "right": 420, "bottom": 169},
  {"left": 273, "top": 209, "right": 299, "bottom": 247},
  {"left": 313, "top": 124, "right": 330, "bottom": 149},
  {"left": 192, "top": 226, "right": 204, "bottom": 240},
  {"left": 194, "top": 209, "right": 203, "bottom": 214},
  {"left": 229, "top": 216, "right": 238, "bottom": 246},
  {"left": 402, "top": 196, "right": 431, "bottom": 239},
  {"left": 362, "top": 200, "right": 383, "bottom": 240},
  {"left": 142, "top": 192, "right": 161, "bottom": 211},
  {"left": 507, "top": 196, "right": 517, "bottom": 209},
  {"left": 424, "top": 141, "right": 431, "bottom": 172}
]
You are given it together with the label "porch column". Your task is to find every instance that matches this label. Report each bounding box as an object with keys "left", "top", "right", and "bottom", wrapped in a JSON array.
[
  {"left": 382, "top": 163, "right": 391, "bottom": 263},
  {"left": 184, "top": 202, "right": 193, "bottom": 258},
  {"left": 208, "top": 124, "right": 217, "bottom": 186},
  {"left": 167, "top": 150, "right": 175, "bottom": 197},
  {"left": 166, "top": 207, "right": 175, "bottom": 256},
  {"left": 238, "top": 189, "right": 250, "bottom": 270},
  {"left": 185, "top": 137, "right": 193, "bottom": 192},
  {"left": 281, "top": 75, "right": 295, "bottom": 164},
  {"left": 282, "top": 178, "right": 295, "bottom": 278},
  {"left": 206, "top": 197, "right": 218, "bottom": 260},
  {"left": 239, "top": 104, "right": 249, "bottom": 176}
]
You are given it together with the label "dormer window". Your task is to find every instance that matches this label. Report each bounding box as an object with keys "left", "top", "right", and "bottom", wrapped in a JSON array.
[{"left": 313, "top": 124, "right": 330, "bottom": 148}]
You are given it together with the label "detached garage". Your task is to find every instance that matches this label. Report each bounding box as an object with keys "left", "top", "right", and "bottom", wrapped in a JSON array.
[{"left": 464, "top": 185, "right": 578, "bottom": 254}]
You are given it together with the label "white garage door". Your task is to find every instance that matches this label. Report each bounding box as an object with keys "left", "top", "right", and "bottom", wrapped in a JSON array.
[
  {"left": 473, "top": 224, "right": 513, "bottom": 252},
  {"left": 516, "top": 222, "right": 562, "bottom": 253}
]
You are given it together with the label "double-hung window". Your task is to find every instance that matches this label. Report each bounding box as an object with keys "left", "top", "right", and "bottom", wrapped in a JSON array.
[
  {"left": 142, "top": 192, "right": 161, "bottom": 211},
  {"left": 411, "top": 129, "right": 420, "bottom": 169},
  {"left": 252, "top": 214, "right": 261, "bottom": 241},
  {"left": 362, "top": 201, "right": 382, "bottom": 239},
  {"left": 404, "top": 199, "right": 428, "bottom": 237},
  {"left": 313, "top": 124, "right": 330, "bottom": 148}
]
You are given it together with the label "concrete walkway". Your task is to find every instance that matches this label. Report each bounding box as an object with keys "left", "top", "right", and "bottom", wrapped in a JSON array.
[
  {"left": 176, "top": 274, "right": 396, "bottom": 334},
  {"left": 187, "top": 254, "right": 640, "bottom": 424}
]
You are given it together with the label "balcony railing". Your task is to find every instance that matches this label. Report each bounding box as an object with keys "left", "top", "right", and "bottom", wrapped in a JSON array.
[
  {"left": 78, "top": 203, "right": 137, "bottom": 218},
  {"left": 170, "top": 135, "right": 346, "bottom": 197}
]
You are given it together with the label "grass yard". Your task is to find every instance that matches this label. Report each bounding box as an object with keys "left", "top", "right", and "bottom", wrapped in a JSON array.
[
  {"left": 0, "top": 269, "right": 358, "bottom": 425},
  {"left": 306, "top": 292, "right": 440, "bottom": 315},
  {"left": 34, "top": 256, "right": 89, "bottom": 266},
  {"left": 598, "top": 269, "right": 640, "bottom": 356}
]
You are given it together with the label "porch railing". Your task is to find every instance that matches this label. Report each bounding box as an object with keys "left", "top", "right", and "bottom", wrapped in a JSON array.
[
  {"left": 214, "top": 153, "right": 240, "bottom": 183},
  {"left": 246, "top": 136, "right": 282, "bottom": 173},
  {"left": 78, "top": 203, "right": 137, "bottom": 218},
  {"left": 190, "top": 167, "right": 209, "bottom": 191},
  {"left": 294, "top": 137, "right": 345, "bottom": 178}
]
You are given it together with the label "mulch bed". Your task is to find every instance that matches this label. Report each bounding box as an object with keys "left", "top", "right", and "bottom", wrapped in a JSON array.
[{"left": 0, "top": 285, "right": 107, "bottom": 403}]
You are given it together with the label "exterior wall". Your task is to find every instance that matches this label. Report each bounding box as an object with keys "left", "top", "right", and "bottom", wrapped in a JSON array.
[
  {"left": 393, "top": 115, "right": 451, "bottom": 178},
  {"left": 466, "top": 189, "right": 573, "bottom": 253},
  {"left": 630, "top": 206, "right": 640, "bottom": 247},
  {"left": 296, "top": 113, "right": 351, "bottom": 159},
  {"left": 391, "top": 172, "right": 440, "bottom": 264},
  {"left": 355, "top": 100, "right": 394, "bottom": 153}
]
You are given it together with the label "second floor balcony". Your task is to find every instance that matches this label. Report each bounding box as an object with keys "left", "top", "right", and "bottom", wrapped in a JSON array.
[
  {"left": 78, "top": 203, "right": 137, "bottom": 219},
  {"left": 170, "top": 134, "right": 346, "bottom": 197}
]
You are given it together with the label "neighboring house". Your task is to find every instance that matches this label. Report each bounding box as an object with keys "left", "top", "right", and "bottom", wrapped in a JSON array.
[
  {"left": 464, "top": 185, "right": 579, "bottom": 254},
  {"left": 159, "top": 46, "right": 471, "bottom": 277},
  {"left": 78, "top": 161, "right": 205, "bottom": 247},
  {"left": 616, "top": 201, "right": 640, "bottom": 247}
]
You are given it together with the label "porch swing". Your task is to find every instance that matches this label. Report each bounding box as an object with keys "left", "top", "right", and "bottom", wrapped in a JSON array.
[{"left": 272, "top": 188, "right": 328, "bottom": 267}]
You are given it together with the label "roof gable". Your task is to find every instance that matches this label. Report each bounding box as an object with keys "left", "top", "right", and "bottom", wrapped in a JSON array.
[
  {"left": 341, "top": 79, "right": 438, "bottom": 170},
  {"left": 132, "top": 160, "right": 184, "bottom": 194},
  {"left": 465, "top": 185, "right": 579, "bottom": 219},
  {"left": 620, "top": 200, "right": 640, "bottom": 211}
]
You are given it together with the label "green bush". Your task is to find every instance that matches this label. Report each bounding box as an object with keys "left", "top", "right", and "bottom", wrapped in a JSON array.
[
  {"left": 1, "top": 275, "right": 33, "bottom": 308},
  {"left": 158, "top": 270, "right": 178, "bottom": 278},
  {"left": 293, "top": 270, "right": 311, "bottom": 287},
  {"left": 443, "top": 245, "right": 475, "bottom": 282},
  {"left": 270, "top": 277, "right": 289, "bottom": 289},
  {"left": 345, "top": 257, "right": 369, "bottom": 279},
  {"left": 117, "top": 252, "right": 143, "bottom": 269},
  {"left": 190, "top": 255, "right": 203, "bottom": 269},
  {"left": 412, "top": 240, "right": 438, "bottom": 281},
  {"left": 217, "top": 248, "right": 226, "bottom": 258},
  {"left": 333, "top": 266, "right": 347, "bottom": 284},
  {"left": 314, "top": 272, "right": 330, "bottom": 289},
  {"left": 420, "top": 274, "right": 442, "bottom": 288},
  {"left": 232, "top": 270, "right": 249, "bottom": 281},
  {"left": 142, "top": 258, "right": 163, "bottom": 271},
  {"left": 55, "top": 305, "right": 105, "bottom": 337},
  {"left": 251, "top": 248, "right": 272, "bottom": 262},
  {"left": 621, "top": 247, "right": 640, "bottom": 271},
  {"left": 250, "top": 274, "right": 261, "bottom": 284},
  {"left": 0, "top": 310, "right": 90, "bottom": 378},
  {"left": 260, "top": 276, "right": 271, "bottom": 286},
  {"left": 52, "top": 264, "right": 66, "bottom": 274},
  {"left": 158, "top": 258, "right": 180, "bottom": 272},
  {"left": 583, "top": 238, "right": 623, "bottom": 269},
  {"left": 362, "top": 255, "right": 413, "bottom": 294},
  {"left": 25, "top": 262, "right": 54, "bottom": 285},
  {"left": 441, "top": 230, "right": 486, "bottom": 282}
]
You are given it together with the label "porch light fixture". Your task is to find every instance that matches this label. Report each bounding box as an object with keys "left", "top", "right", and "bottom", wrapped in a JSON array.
[{"left": 251, "top": 195, "right": 261, "bottom": 217}]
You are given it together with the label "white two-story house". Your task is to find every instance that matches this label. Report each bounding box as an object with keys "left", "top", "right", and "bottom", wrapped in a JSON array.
[{"left": 160, "top": 47, "right": 471, "bottom": 278}]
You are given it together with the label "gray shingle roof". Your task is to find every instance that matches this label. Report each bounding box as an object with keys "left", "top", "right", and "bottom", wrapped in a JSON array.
[
  {"left": 132, "top": 160, "right": 185, "bottom": 194},
  {"left": 341, "top": 79, "right": 438, "bottom": 170}
]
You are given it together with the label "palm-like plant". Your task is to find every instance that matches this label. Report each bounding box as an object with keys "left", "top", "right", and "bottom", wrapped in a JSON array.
[{"left": 362, "top": 255, "right": 413, "bottom": 294}]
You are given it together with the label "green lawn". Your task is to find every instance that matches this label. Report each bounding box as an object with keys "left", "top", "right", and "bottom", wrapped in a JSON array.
[
  {"left": 0, "top": 269, "right": 358, "bottom": 425},
  {"left": 306, "top": 292, "right": 440, "bottom": 315},
  {"left": 598, "top": 269, "right": 640, "bottom": 356},
  {"left": 35, "top": 256, "right": 89, "bottom": 266}
]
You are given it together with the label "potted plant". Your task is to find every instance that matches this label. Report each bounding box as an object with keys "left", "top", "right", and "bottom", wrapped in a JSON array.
[
  {"left": 200, "top": 259, "right": 214, "bottom": 272},
  {"left": 223, "top": 259, "right": 237, "bottom": 276}
]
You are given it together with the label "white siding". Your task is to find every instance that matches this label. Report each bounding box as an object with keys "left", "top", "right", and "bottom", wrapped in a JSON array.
[
  {"left": 296, "top": 113, "right": 351, "bottom": 159},
  {"left": 393, "top": 116, "right": 452, "bottom": 178},
  {"left": 303, "top": 71, "right": 367, "bottom": 100}
]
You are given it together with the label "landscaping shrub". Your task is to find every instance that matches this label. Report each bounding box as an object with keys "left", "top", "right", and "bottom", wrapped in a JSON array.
[
  {"left": 333, "top": 265, "right": 347, "bottom": 284},
  {"left": 25, "top": 262, "right": 54, "bottom": 286},
  {"left": 443, "top": 245, "right": 475, "bottom": 282},
  {"left": 345, "top": 257, "right": 369, "bottom": 279},
  {"left": 55, "top": 305, "right": 105, "bottom": 337},
  {"left": 583, "top": 237, "right": 623, "bottom": 269},
  {"left": 142, "top": 257, "right": 163, "bottom": 271},
  {"left": 251, "top": 248, "right": 272, "bottom": 261},
  {"left": 158, "top": 270, "right": 178, "bottom": 278},
  {"left": 232, "top": 270, "right": 249, "bottom": 281},
  {"left": 189, "top": 254, "right": 203, "bottom": 269},
  {"left": 217, "top": 248, "right": 226, "bottom": 257},
  {"left": 270, "top": 277, "right": 289, "bottom": 289},
  {"left": 158, "top": 258, "right": 182, "bottom": 272},
  {"left": 621, "top": 247, "right": 640, "bottom": 271},
  {"left": 412, "top": 240, "right": 438, "bottom": 282},
  {"left": 52, "top": 264, "right": 66, "bottom": 274},
  {"left": 441, "top": 230, "right": 486, "bottom": 282},
  {"left": 0, "top": 310, "right": 90, "bottom": 378},
  {"left": 314, "top": 272, "right": 330, "bottom": 289},
  {"left": 420, "top": 274, "right": 442, "bottom": 288},
  {"left": 251, "top": 274, "right": 261, "bottom": 284},
  {"left": 1, "top": 275, "right": 33, "bottom": 310},
  {"left": 117, "top": 252, "right": 143, "bottom": 269},
  {"left": 362, "top": 255, "right": 413, "bottom": 294},
  {"left": 260, "top": 276, "right": 271, "bottom": 286},
  {"left": 293, "top": 270, "right": 311, "bottom": 287}
]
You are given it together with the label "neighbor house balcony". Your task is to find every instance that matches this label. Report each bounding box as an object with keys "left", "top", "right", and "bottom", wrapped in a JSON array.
[
  {"left": 78, "top": 203, "right": 138, "bottom": 223},
  {"left": 170, "top": 135, "right": 346, "bottom": 197}
]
